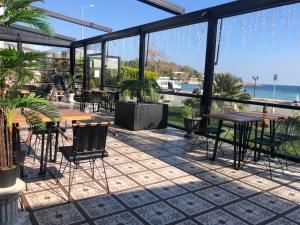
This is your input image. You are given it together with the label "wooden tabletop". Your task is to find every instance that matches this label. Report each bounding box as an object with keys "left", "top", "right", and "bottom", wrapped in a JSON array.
[
  {"left": 202, "top": 112, "right": 266, "bottom": 123},
  {"left": 236, "top": 112, "right": 287, "bottom": 121},
  {"left": 13, "top": 109, "right": 93, "bottom": 123}
]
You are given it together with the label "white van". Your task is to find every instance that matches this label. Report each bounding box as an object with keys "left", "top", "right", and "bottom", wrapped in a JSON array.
[{"left": 157, "top": 78, "right": 181, "bottom": 92}]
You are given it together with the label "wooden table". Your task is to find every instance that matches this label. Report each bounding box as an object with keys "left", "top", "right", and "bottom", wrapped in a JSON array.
[
  {"left": 202, "top": 112, "right": 284, "bottom": 168},
  {"left": 13, "top": 109, "right": 93, "bottom": 175}
]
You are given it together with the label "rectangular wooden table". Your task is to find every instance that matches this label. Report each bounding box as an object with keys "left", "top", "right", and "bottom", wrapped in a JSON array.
[
  {"left": 13, "top": 109, "right": 93, "bottom": 175},
  {"left": 202, "top": 112, "right": 285, "bottom": 169}
]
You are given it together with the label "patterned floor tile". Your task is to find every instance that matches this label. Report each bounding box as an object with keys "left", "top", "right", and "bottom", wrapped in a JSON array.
[
  {"left": 176, "top": 162, "right": 209, "bottom": 174},
  {"left": 196, "top": 186, "right": 239, "bottom": 206},
  {"left": 87, "top": 166, "right": 122, "bottom": 179},
  {"left": 107, "top": 141, "right": 129, "bottom": 148},
  {"left": 128, "top": 171, "right": 165, "bottom": 185},
  {"left": 288, "top": 180, "right": 300, "bottom": 191},
  {"left": 78, "top": 195, "right": 125, "bottom": 219},
  {"left": 107, "top": 176, "right": 139, "bottom": 192},
  {"left": 160, "top": 155, "right": 189, "bottom": 165},
  {"left": 249, "top": 193, "right": 296, "bottom": 214},
  {"left": 146, "top": 181, "right": 187, "bottom": 199},
  {"left": 115, "top": 187, "right": 159, "bottom": 208},
  {"left": 93, "top": 211, "right": 144, "bottom": 225},
  {"left": 195, "top": 209, "right": 248, "bottom": 225},
  {"left": 196, "top": 171, "right": 233, "bottom": 184},
  {"left": 266, "top": 218, "right": 298, "bottom": 225},
  {"left": 240, "top": 175, "right": 280, "bottom": 190},
  {"left": 33, "top": 203, "right": 85, "bottom": 225},
  {"left": 126, "top": 152, "right": 154, "bottom": 161},
  {"left": 104, "top": 155, "right": 133, "bottom": 165},
  {"left": 196, "top": 160, "right": 225, "bottom": 170},
  {"left": 139, "top": 158, "right": 170, "bottom": 169},
  {"left": 25, "top": 188, "right": 67, "bottom": 209},
  {"left": 69, "top": 181, "right": 107, "bottom": 200},
  {"left": 164, "top": 146, "right": 187, "bottom": 155},
  {"left": 115, "top": 162, "right": 148, "bottom": 174},
  {"left": 172, "top": 175, "right": 211, "bottom": 191},
  {"left": 285, "top": 208, "right": 300, "bottom": 223},
  {"left": 174, "top": 220, "right": 198, "bottom": 225},
  {"left": 168, "top": 193, "right": 214, "bottom": 215},
  {"left": 58, "top": 170, "right": 93, "bottom": 186},
  {"left": 146, "top": 149, "right": 174, "bottom": 158},
  {"left": 270, "top": 186, "right": 300, "bottom": 204},
  {"left": 216, "top": 167, "right": 252, "bottom": 179},
  {"left": 219, "top": 180, "right": 261, "bottom": 197},
  {"left": 154, "top": 166, "right": 189, "bottom": 179},
  {"left": 114, "top": 146, "right": 140, "bottom": 154},
  {"left": 134, "top": 201, "right": 184, "bottom": 225},
  {"left": 224, "top": 200, "right": 275, "bottom": 225},
  {"left": 25, "top": 177, "right": 58, "bottom": 193}
]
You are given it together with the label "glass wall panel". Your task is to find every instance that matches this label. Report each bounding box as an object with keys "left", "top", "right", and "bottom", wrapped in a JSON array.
[
  {"left": 147, "top": 23, "right": 207, "bottom": 94},
  {"left": 105, "top": 36, "right": 139, "bottom": 86},
  {"left": 0, "top": 41, "right": 17, "bottom": 49},
  {"left": 87, "top": 42, "right": 102, "bottom": 89},
  {"left": 21, "top": 44, "right": 70, "bottom": 83},
  {"left": 75, "top": 47, "right": 84, "bottom": 89}
]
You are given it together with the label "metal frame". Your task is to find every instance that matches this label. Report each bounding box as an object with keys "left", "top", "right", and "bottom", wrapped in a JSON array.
[
  {"left": 31, "top": 6, "right": 112, "bottom": 33},
  {"left": 137, "top": 0, "right": 185, "bottom": 15}
]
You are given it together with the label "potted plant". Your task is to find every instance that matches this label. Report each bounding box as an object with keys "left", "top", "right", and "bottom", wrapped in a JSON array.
[
  {"left": 182, "top": 104, "right": 197, "bottom": 138},
  {"left": 115, "top": 78, "right": 168, "bottom": 131}
]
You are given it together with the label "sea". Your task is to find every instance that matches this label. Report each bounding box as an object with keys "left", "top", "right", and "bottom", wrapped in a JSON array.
[{"left": 181, "top": 83, "right": 300, "bottom": 102}]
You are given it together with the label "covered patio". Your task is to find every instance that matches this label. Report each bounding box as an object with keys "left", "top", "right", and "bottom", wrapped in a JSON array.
[{"left": 1, "top": 0, "right": 300, "bottom": 225}]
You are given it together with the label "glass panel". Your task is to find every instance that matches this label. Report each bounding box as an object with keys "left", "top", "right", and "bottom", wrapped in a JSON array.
[
  {"left": 105, "top": 36, "right": 139, "bottom": 86},
  {"left": 147, "top": 23, "right": 207, "bottom": 93},
  {"left": 0, "top": 41, "right": 17, "bottom": 49},
  {"left": 88, "top": 54, "right": 102, "bottom": 89},
  {"left": 75, "top": 47, "right": 84, "bottom": 89},
  {"left": 19, "top": 44, "right": 70, "bottom": 83},
  {"left": 87, "top": 43, "right": 101, "bottom": 55}
]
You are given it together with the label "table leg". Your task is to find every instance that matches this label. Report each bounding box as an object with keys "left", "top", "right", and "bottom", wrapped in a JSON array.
[
  {"left": 210, "top": 119, "right": 223, "bottom": 161},
  {"left": 254, "top": 122, "right": 258, "bottom": 161},
  {"left": 270, "top": 120, "right": 275, "bottom": 157},
  {"left": 53, "top": 122, "right": 60, "bottom": 163},
  {"left": 233, "top": 122, "right": 237, "bottom": 169},
  {"left": 39, "top": 134, "right": 45, "bottom": 175},
  {"left": 238, "top": 123, "right": 243, "bottom": 168}
]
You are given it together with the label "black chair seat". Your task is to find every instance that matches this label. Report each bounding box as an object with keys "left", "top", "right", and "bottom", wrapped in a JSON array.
[
  {"left": 195, "top": 127, "right": 226, "bottom": 136},
  {"left": 251, "top": 137, "right": 283, "bottom": 147},
  {"left": 265, "top": 133, "right": 300, "bottom": 142},
  {"left": 59, "top": 146, "right": 104, "bottom": 161}
]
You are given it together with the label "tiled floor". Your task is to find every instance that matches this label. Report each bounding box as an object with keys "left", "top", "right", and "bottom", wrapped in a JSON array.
[{"left": 20, "top": 124, "right": 300, "bottom": 225}]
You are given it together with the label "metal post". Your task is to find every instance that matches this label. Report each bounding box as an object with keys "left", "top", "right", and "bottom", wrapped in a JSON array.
[
  {"left": 200, "top": 18, "right": 218, "bottom": 128},
  {"left": 101, "top": 41, "right": 106, "bottom": 90},
  {"left": 138, "top": 32, "right": 146, "bottom": 101},
  {"left": 83, "top": 45, "right": 87, "bottom": 90},
  {"left": 70, "top": 47, "right": 75, "bottom": 90},
  {"left": 139, "top": 33, "right": 146, "bottom": 80}
]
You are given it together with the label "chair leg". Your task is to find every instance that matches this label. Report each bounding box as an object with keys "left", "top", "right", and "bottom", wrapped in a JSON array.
[
  {"left": 266, "top": 152, "right": 273, "bottom": 179},
  {"left": 56, "top": 155, "right": 67, "bottom": 183},
  {"left": 67, "top": 162, "right": 75, "bottom": 203},
  {"left": 100, "top": 158, "right": 110, "bottom": 192},
  {"left": 189, "top": 135, "right": 199, "bottom": 151}
]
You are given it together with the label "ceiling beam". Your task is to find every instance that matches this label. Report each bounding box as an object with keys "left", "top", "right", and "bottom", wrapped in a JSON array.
[
  {"left": 74, "top": 0, "right": 300, "bottom": 46},
  {"left": 31, "top": 6, "right": 112, "bottom": 33},
  {"left": 137, "top": 0, "right": 185, "bottom": 15},
  {"left": 0, "top": 24, "right": 73, "bottom": 47}
]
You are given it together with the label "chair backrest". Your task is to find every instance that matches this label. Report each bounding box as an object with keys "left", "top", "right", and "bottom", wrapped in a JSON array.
[
  {"left": 73, "top": 121, "right": 109, "bottom": 157},
  {"left": 275, "top": 118, "right": 291, "bottom": 135},
  {"left": 288, "top": 116, "right": 300, "bottom": 138}
]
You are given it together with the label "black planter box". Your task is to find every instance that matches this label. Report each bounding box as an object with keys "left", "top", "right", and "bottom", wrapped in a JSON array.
[{"left": 114, "top": 101, "right": 168, "bottom": 131}]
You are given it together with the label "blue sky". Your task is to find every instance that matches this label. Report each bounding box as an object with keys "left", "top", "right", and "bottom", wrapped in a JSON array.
[{"left": 32, "top": 1, "right": 300, "bottom": 86}]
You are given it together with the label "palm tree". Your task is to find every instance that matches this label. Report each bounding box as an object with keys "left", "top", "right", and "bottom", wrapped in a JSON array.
[
  {"left": 213, "top": 73, "right": 250, "bottom": 111},
  {"left": 0, "top": 0, "right": 53, "bottom": 36},
  {"left": 0, "top": 0, "right": 57, "bottom": 173}
]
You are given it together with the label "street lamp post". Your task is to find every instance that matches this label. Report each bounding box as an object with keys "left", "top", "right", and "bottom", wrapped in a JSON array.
[
  {"left": 81, "top": 4, "right": 95, "bottom": 39},
  {"left": 252, "top": 76, "right": 259, "bottom": 97}
]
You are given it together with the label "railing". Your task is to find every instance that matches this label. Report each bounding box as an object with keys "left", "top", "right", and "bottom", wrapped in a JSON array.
[{"left": 160, "top": 91, "right": 300, "bottom": 162}]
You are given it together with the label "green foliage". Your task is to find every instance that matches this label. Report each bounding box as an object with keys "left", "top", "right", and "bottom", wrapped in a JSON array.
[
  {"left": 118, "top": 79, "right": 160, "bottom": 103},
  {"left": 0, "top": 0, "right": 54, "bottom": 36},
  {"left": 213, "top": 73, "right": 250, "bottom": 111},
  {"left": 182, "top": 98, "right": 200, "bottom": 108},
  {"left": 181, "top": 104, "right": 196, "bottom": 119},
  {"left": 120, "top": 66, "right": 158, "bottom": 81},
  {"left": 0, "top": 47, "right": 46, "bottom": 89}
]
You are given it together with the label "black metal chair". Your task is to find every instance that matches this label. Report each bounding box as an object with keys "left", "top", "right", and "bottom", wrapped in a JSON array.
[
  {"left": 57, "top": 120, "right": 110, "bottom": 202},
  {"left": 249, "top": 118, "right": 289, "bottom": 178},
  {"left": 190, "top": 119, "right": 226, "bottom": 157}
]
